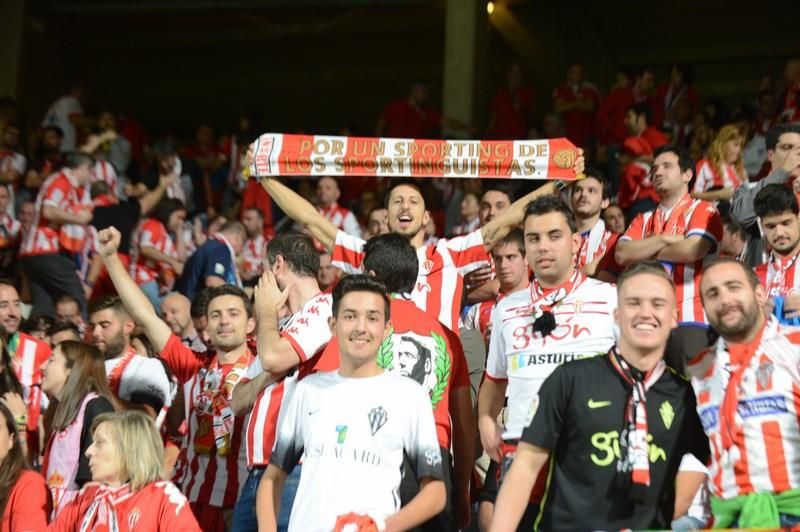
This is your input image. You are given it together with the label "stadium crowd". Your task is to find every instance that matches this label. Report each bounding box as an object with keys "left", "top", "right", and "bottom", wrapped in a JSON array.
[{"left": 0, "top": 55, "right": 797, "bottom": 531}]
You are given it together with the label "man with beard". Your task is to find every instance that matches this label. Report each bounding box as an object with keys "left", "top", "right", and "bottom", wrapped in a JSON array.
[
  {"left": 692, "top": 258, "right": 800, "bottom": 528},
  {"left": 98, "top": 226, "right": 255, "bottom": 531},
  {"left": 88, "top": 296, "right": 173, "bottom": 419},
  {"left": 492, "top": 262, "right": 709, "bottom": 531},
  {"left": 571, "top": 169, "right": 622, "bottom": 281},
  {"left": 753, "top": 185, "right": 800, "bottom": 299},
  {"left": 0, "top": 280, "right": 50, "bottom": 459},
  {"left": 478, "top": 195, "right": 618, "bottom": 529}
]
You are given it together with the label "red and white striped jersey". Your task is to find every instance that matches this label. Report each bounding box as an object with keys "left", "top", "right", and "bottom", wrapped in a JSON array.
[
  {"left": 755, "top": 252, "right": 800, "bottom": 297},
  {"left": 462, "top": 299, "right": 495, "bottom": 340},
  {"left": 577, "top": 219, "right": 617, "bottom": 270},
  {"left": 9, "top": 332, "right": 51, "bottom": 435},
  {"left": 20, "top": 170, "right": 91, "bottom": 256},
  {"left": 129, "top": 218, "right": 178, "bottom": 285},
  {"left": 687, "top": 318, "right": 800, "bottom": 499},
  {"left": 332, "top": 229, "right": 490, "bottom": 331},
  {"left": 0, "top": 213, "right": 21, "bottom": 249},
  {"left": 245, "top": 292, "right": 332, "bottom": 467},
  {"left": 0, "top": 150, "right": 25, "bottom": 176},
  {"left": 241, "top": 234, "right": 266, "bottom": 277},
  {"left": 90, "top": 160, "right": 118, "bottom": 195},
  {"left": 318, "top": 202, "right": 361, "bottom": 237},
  {"left": 161, "top": 335, "right": 251, "bottom": 509},
  {"left": 620, "top": 196, "right": 722, "bottom": 324},
  {"left": 693, "top": 159, "right": 745, "bottom": 193}
]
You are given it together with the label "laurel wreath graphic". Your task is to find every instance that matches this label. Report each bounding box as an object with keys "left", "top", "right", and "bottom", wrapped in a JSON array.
[
  {"left": 429, "top": 332, "right": 450, "bottom": 408},
  {"left": 377, "top": 326, "right": 395, "bottom": 370}
]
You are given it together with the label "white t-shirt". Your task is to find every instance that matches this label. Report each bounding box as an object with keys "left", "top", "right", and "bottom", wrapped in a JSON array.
[
  {"left": 486, "top": 276, "right": 618, "bottom": 440},
  {"left": 41, "top": 95, "right": 83, "bottom": 152},
  {"left": 271, "top": 371, "right": 444, "bottom": 532}
]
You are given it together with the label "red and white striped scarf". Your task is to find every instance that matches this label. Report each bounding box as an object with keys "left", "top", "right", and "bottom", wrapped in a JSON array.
[
  {"left": 608, "top": 348, "right": 666, "bottom": 500},
  {"left": 79, "top": 483, "right": 132, "bottom": 532}
]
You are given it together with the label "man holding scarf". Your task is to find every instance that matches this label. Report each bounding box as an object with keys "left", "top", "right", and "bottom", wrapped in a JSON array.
[
  {"left": 491, "top": 261, "right": 708, "bottom": 531},
  {"left": 692, "top": 258, "right": 800, "bottom": 528},
  {"left": 98, "top": 226, "right": 255, "bottom": 532}
]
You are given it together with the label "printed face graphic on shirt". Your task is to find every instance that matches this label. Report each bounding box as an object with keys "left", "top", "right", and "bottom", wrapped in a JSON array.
[
  {"left": 381, "top": 331, "right": 450, "bottom": 407},
  {"left": 397, "top": 335, "right": 433, "bottom": 387}
]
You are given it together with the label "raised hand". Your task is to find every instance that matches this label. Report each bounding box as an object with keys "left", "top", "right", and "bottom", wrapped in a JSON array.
[{"left": 97, "top": 226, "right": 122, "bottom": 258}]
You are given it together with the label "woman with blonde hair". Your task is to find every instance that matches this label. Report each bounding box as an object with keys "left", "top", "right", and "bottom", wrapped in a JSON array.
[
  {"left": 39, "top": 341, "right": 115, "bottom": 517},
  {"left": 49, "top": 410, "right": 199, "bottom": 531},
  {"left": 692, "top": 124, "right": 747, "bottom": 201}
]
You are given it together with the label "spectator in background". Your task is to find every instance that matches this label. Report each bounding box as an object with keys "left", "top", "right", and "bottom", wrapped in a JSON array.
[
  {"left": 734, "top": 105, "right": 768, "bottom": 179},
  {"left": 316, "top": 176, "right": 361, "bottom": 237},
  {"left": 756, "top": 90, "right": 778, "bottom": 136},
  {"left": 719, "top": 213, "right": 748, "bottom": 261},
  {"left": 693, "top": 125, "right": 747, "bottom": 202},
  {"left": 487, "top": 63, "right": 534, "bottom": 139},
  {"left": 317, "top": 251, "right": 340, "bottom": 292},
  {"left": 240, "top": 207, "right": 267, "bottom": 286},
  {"left": 175, "top": 220, "right": 246, "bottom": 300},
  {"left": 95, "top": 111, "right": 131, "bottom": 177},
  {"left": 753, "top": 185, "right": 800, "bottom": 299},
  {"left": 602, "top": 203, "right": 626, "bottom": 234},
  {"left": 779, "top": 57, "right": 800, "bottom": 123},
  {"left": 160, "top": 291, "right": 203, "bottom": 352},
  {"left": 617, "top": 136, "right": 659, "bottom": 217},
  {"left": 16, "top": 200, "right": 34, "bottom": 238},
  {"left": 0, "top": 185, "right": 20, "bottom": 278},
  {"left": 652, "top": 64, "right": 699, "bottom": 130},
  {"left": 55, "top": 294, "right": 85, "bottom": 332},
  {"left": 182, "top": 125, "right": 227, "bottom": 215},
  {"left": 571, "top": 170, "right": 621, "bottom": 280},
  {"left": 552, "top": 62, "right": 600, "bottom": 149},
  {"left": 450, "top": 192, "right": 480, "bottom": 237},
  {"left": 21, "top": 126, "right": 65, "bottom": 206},
  {"left": 362, "top": 207, "right": 389, "bottom": 240},
  {"left": 0, "top": 125, "right": 25, "bottom": 196},
  {"left": 41, "top": 84, "right": 86, "bottom": 152},
  {"left": 20, "top": 151, "right": 93, "bottom": 317},
  {"left": 624, "top": 102, "right": 668, "bottom": 155},
  {"left": 376, "top": 83, "right": 474, "bottom": 138},
  {"left": 596, "top": 67, "right": 655, "bottom": 149}
]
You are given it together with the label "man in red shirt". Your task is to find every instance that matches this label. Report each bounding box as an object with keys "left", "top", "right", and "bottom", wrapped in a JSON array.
[
  {"left": 316, "top": 176, "right": 361, "bottom": 237},
  {"left": 20, "top": 151, "right": 93, "bottom": 317},
  {"left": 571, "top": 169, "right": 622, "bottom": 281},
  {"left": 487, "top": 63, "right": 534, "bottom": 140},
  {"left": 98, "top": 226, "right": 255, "bottom": 532},
  {"left": 552, "top": 62, "right": 600, "bottom": 148},
  {"left": 596, "top": 67, "right": 655, "bottom": 147},
  {"left": 375, "top": 83, "right": 473, "bottom": 138},
  {"left": 624, "top": 102, "right": 668, "bottom": 155}
]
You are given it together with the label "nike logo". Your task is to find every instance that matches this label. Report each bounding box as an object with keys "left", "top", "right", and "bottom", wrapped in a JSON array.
[{"left": 588, "top": 399, "right": 611, "bottom": 409}]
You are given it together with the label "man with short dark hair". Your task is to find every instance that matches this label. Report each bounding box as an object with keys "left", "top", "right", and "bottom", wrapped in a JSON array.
[
  {"left": 309, "top": 233, "right": 474, "bottom": 531},
  {"left": 731, "top": 123, "right": 800, "bottom": 267},
  {"left": 624, "top": 101, "right": 668, "bottom": 153},
  {"left": 176, "top": 220, "right": 246, "bottom": 299},
  {"left": 98, "top": 226, "right": 255, "bottom": 531},
  {"left": 316, "top": 176, "right": 361, "bottom": 237},
  {"left": 240, "top": 207, "right": 267, "bottom": 285},
  {"left": 571, "top": 169, "right": 622, "bottom": 280},
  {"left": 753, "top": 185, "right": 800, "bottom": 298},
  {"left": 616, "top": 144, "right": 723, "bottom": 371},
  {"left": 231, "top": 231, "right": 333, "bottom": 531},
  {"left": 49, "top": 320, "right": 81, "bottom": 346},
  {"left": 692, "top": 258, "right": 800, "bottom": 528},
  {"left": 88, "top": 295, "right": 173, "bottom": 418},
  {"left": 719, "top": 213, "right": 748, "bottom": 261},
  {"left": 20, "top": 151, "right": 94, "bottom": 316},
  {"left": 479, "top": 195, "right": 617, "bottom": 529},
  {"left": 260, "top": 274, "right": 446, "bottom": 532},
  {"left": 492, "top": 261, "right": 709, "bottom": 531}
]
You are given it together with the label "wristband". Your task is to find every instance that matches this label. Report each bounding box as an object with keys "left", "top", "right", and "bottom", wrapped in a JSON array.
[{"left": 15, "top": 415, "right": 27, "bottom": 430}]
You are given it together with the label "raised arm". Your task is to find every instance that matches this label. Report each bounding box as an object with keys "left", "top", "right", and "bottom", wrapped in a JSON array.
[
  {"left": 253, "top": 271, "right": 302, "bottom": 374},
  {"left": 656, "top": 235, "right": 713, "bottom": 264},
  {"left": 138, "top": 172, "right": 177, "bottom": 216},
  {"left": 97, "top": 227, "right": 172, "bottom": 351},
  {"left": 615, "top": 234, "right": 681, "bottom": 265},
  {"left": 481, "top": 151, "right": 584, "bottom": 249},
  {"left": 258, "top": 177, "right": 337, "bottom": 250}
]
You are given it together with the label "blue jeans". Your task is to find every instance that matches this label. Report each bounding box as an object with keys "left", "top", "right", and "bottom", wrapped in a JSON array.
[
  {"left": 231, "top": 467, "right": 265, "bottom": 532},
  {"left": 140, "top": 280, "right": 162, "bottom": 315},
  {"left": 278, "top": 465, "right": 302, "bottom": 531}
]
